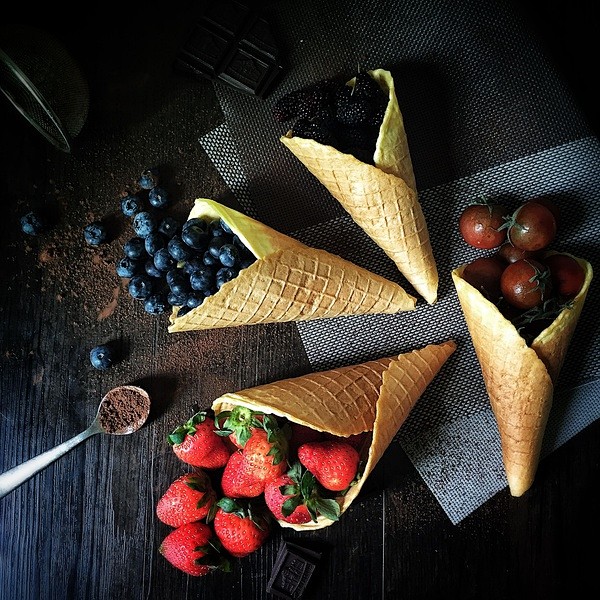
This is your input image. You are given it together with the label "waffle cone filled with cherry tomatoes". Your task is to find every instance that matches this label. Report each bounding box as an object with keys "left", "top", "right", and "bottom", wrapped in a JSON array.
[{"left": 453, "top": 251, "right": 592, "bottom": 496}]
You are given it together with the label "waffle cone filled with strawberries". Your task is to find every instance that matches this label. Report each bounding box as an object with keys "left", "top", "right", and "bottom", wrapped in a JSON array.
[
  {"left": 211, "top": 340, "right": 456, "bottom": 530},
  {"left": 452, "top": 253, "right": 593, "bottom": 497},
  {"left": 167, "top": 198, "right": 416, "bottom": 332},
  {"left": 278, "top": 69, "right": 438, "bottom": 304}
]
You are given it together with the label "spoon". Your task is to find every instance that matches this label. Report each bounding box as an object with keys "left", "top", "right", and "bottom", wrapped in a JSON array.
[{"left": 0, "top": 385, "right": 151, "bottom": 500}]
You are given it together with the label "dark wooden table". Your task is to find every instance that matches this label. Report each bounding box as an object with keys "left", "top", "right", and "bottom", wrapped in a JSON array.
[{"left": 1, "top": 3, "right": 599, "bottom": 599}]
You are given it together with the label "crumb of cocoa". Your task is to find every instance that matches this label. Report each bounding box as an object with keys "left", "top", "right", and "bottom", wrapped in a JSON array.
[{"left": 98, "top": 386, "right": 150, "bottom": 434}]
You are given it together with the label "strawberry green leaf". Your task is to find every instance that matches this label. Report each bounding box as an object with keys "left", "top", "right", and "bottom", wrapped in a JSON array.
[
  {"left": 281, "top": 495, "right": 302, "bottom": 517},
  {"left": 313, "top": 498, "right": 341, "bottom": 522}
]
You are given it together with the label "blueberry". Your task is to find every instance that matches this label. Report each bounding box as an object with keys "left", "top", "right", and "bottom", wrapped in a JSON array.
[
  {"left": 145, "top": 232, "right": 166, "bottom": 256},
  {"left": 148, "top": 186, "right": 169, "bottom": 209},
  {"left": 84, "top": 221, "right": 108, "bottom": 246},
  {"left": 121, "top": 194, "right": 143, "bottom": 218},
  {"left": 144, "top": 293, "right": 168, "bottom": 315},
  {"left": 89, "top": 344, "right": 115, "bottom": 370},
  {"left": 168, "top": 236, "right": 192, "bottom": 261},
  {"left": 138, "top": 167, "right": 160, "bottom": 190},
  {"left": 186, "top": 292, "right": 205, "bottom": 308},
  {"left": 208, "top": 218, "right": 226, "bottom": 237},
  {"left": 167, "top": 290, "right": 188, "bottom": 307},
  {"left": 183, "top": 256, "right": 204, "bottom": 274},
  {"left": 181, "top": 223, "right": 210, "bottom": 250},
  {"left": 177, "top": 305, "right": 192, "bottom": 318},
  {"left": 190, "top": 266, "right": 215, "bottom": 292},
  {"left": 116, "top": 256, "right": 142, "bottom": 278},
  {"left": 203, "top": 250, "right": 219, "bottom": 266},
  {"left": 168, "top": 271, "right": 191, "bottom": 296},
  {"left": 132, "top": 211, "right": 158, "bottom": 238},
  {"left": 220, "top": 218, "right": 233, "bottom": 234},
  {"left": 208, "top": 236, "right": 227, "bottom": 259},
  {"left": 216, "top": 267, "right": 237, "bottom": 289},
  {"left": 145, "top": 258, "right": 163, "bottom": 278},
  {"left": 182, "top": 217, "right": 206, "bottom": 231},
  {"left": 20, "top": 211, "right": 47, "bottom": 236},
  {"left": 128, "top": 274, "right": 154, "bottom": 299},
  {"left": 123, "top": 237, "right": 146, "bottom": 260},
  {"left": 154, "top": 247, "right": 176, "bottom": 272},
  {"left": 219, "top": 243, "right": 240, "bottom": 267},
  {"left": 158, "top": 216, "right": 180, "bottom": 239}
]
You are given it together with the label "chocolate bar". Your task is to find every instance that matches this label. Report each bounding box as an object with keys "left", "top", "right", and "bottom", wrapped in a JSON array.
[
  {"left": 266, "top": 540, "right": 322, "bottom": 599},
  {"left": 174, "top": 0, "right": 283, "bottom": 98}
]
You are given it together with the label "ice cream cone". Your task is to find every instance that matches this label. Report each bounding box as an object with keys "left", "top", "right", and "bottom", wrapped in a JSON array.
[
  {"left": 168, "top": 199, "right": 416, "bottom": 333},
  {"left": 451, "top": 253, "right": 593, "bottom": 496},
  {"left": 212, "top": 340, "right": 456, "bottom": 530},
  {"left": 280, "top": 69, "right": 438, "bottom": 304}
]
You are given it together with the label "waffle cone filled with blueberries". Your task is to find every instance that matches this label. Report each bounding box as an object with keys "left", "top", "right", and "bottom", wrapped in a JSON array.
[
  {"left": 167, "top": 198, "right": 416, "bottom": 332},
  {"left": 211, "top": 340, "right": 456, "bottom": 530},
  {"left": 275, "top": 68, "right": 439, "bottom": 304}
]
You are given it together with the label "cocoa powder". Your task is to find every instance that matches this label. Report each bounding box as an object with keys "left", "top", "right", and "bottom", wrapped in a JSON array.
[{"left": 98, "top": 385, "right": 150, "bottom": 434}]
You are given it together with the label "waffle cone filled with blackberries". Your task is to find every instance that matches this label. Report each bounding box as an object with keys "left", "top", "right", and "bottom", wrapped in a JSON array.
[
  {"left": 167, "top": 199, "right": 416, "bottom": 332},
  {"left": 211, "top": 340, "right": 456, "bottom": 530},
  {"left": 451, "top": 254, "right": 593, "bottom": 497},
  {"left": 277, "top": 68, "right": 438, "bottom": 304}
]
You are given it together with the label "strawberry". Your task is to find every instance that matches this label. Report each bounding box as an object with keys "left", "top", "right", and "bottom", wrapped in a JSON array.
[
  {"left": 241, "top": 427, "right": 287, "bottom": 487},
  {"left": 212, "top": 497, "right": 271, "bottom": 557},
  {"left": 220, "top": 451, "right": 264, "bottom": 498},
  {"left": 156, "top": 471, "right": 217, "bottom": 528},
  {"left": 214, "top": 406, "right": 265, "bottom": 448},
  {"left": 168, "top": 411, "right": 230, "bottom": 469},
  {"left": 158, "top": 521, "right": 230, "bottom": 576},
  {"left": 323, "top": 431, "right": 369, "bottom": 452},
  {"left": 297, "top": 440, "right": 360, "bottom": 492},
  {"left": 264, "top": 462, "right": 341, "bottom": 524},
  {"left": 287, "top": 422, "right": 324, "bottom": 458}
]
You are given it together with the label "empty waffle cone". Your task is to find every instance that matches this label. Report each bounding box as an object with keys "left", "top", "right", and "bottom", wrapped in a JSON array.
[
  {"left": 212, "top": 340, "right": 456, "bottom": 530},
  {"left": 280, "top": 69, "right": 438, "bottom": 304},
  {"left": 168, "top": 199, "right": 416, "bottom": 332},
  {"left": 451, "top": 253, "right": 593, "bottom": 497}
]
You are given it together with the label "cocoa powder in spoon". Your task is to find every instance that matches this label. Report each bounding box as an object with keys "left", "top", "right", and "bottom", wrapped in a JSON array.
[{"left": 98, "top": 386, "right": 150, "bottom": 434}]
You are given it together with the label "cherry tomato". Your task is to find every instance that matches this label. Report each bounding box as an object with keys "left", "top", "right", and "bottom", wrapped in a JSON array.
[
  {"left": 530, "top": 196, "right": 560, "bottom": 225},
  {"left": 462, "top": 256, "right": 505, "bottom": 303},
  {"left": 544, "top": 253, "right": 585, "bottom": 299},
  {"left": 458, "top": 203, "right": 509, "bottom": 249},
  {"left": 506, "top": 201, "right": 557, "bottom": 252},
  {"left": 500, "top": 258, "right": 553, "bottom": 309},
  {"left": 497, "top": 242, "right": 541, "bottom": 264}
]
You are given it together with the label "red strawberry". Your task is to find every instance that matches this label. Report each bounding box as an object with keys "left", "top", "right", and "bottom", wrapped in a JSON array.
[
  {"left": 264, "top": 462, "right": 341, "bottom": 524},
  {"left": 287, "top": 422, "right": 324, "bottom": 458},
  {"left": 212, "top": 497, "right": 271, "bottom": 557},
  {"left": 168, "top": 411, "right": 230, "bottom": 469},
  {"left": 241, "top": 427, "right": 287, "bottom": 486},
  {"left": 215, "top": 406, "right": 266, "bottom": 448},
  {"left": 156, "top": 471, "right": 216, "bottom": 528},
  {"left": 220, "top": 451, "right": 264, "bottom": 498},
  {"left": 323, "top": 431, "right": 368, "bottom": 452},
  {"left": 297, "top": 440, "right": 360, "bottom": 492},
  {"left": 158, "top": 521, "right": 230, "bottom": 576}
]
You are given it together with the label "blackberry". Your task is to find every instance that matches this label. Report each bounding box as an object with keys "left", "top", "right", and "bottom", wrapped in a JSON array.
[
  {"left": 273, "top": 90, "right": 300, "bottom": 122},
  {"left": 292, "top": 118, "right": 336, "bottom": 146},
  {"left": 352, "top": 71, "right": 382, "bottom": 100},
  {"left": 295, "top": 87, "right": 333, "bottom": 121},
  {"left": 334, "top": 85, "right": 372, "bottom": 126}
]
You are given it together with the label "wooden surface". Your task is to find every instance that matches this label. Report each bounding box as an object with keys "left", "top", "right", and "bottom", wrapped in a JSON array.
[{"left": 1, "top": 4, "right": 599, "bottom": 599}]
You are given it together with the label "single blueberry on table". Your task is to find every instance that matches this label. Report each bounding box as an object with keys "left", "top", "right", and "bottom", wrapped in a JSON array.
[
  {"left": 154, "top": 247, "right": 176, "bottom": 272},
  {"left": 138, "top": 167, "right": 160, "bottom": 190},
  {"left": 20, "top": 211, "right": 47, "bottom": 236},
  {"left": 132, "top": 211, "right": 158, "bottom": 238},
  {"left": 128, "top": 274, "right": 154, "bottom": 299},
  {"left": 144, "top": 232, "right": 166, "bottom": 256},
  {"left": 219, "top": 243, "right": 240, "bottom": 267},
  {"left": 123, "top": 237, "right": 146, "bottom": 260},
  {"left": 84, "top": 221, "right": 108, "bottom": 246},
  {"left": 148, "top": 186, "right": 169, "bottom": 209},
  {"left": 158, "top": 216, "right": 180, "bottom": 239},
  {"left": 116, "top": 256, "right": 142, "bottom": 278},
  {"left": 89, "top": 344, "right": 115, "bottom": 370},
  {"left": 144, "top": 293, "right": 168, "bottom": 315},
  {"left": 121, "top": 194, "right": 143, "bottom": 218},
  {"left": 168, "top": 236, "right": 192, "bottom": 261}
]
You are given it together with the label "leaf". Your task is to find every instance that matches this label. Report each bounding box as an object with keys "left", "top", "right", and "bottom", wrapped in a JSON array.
[
  {"left": 282, "top": 496, "right": 301, "bottom": 517},
  {"left": 313, "top": 497, "right": 340, "bottom": 522},
  {"left": 217, "top": 497, "right": 241, "bottom": 513}
]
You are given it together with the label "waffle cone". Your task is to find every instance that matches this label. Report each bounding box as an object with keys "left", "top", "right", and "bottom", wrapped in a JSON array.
[
  {"left": 168, "top": 199, "right": 415, "bottom": 332},
  {"left": 280, "top": 69, "right": 438, "bottom": 304},
  {"left": 212, "top": 340, "right": 456, "bottom": 530},
  {"left": 451, "top": 253, "right": 593, "bottom": 496}
]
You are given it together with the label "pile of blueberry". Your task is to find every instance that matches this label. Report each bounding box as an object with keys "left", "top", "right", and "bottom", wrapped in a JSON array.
[
  {"left": 116, "top": 168, "right": 257, "bottom": 317},
  {"left": 272, "top": 69, "right": 389, "bottom": 164}
]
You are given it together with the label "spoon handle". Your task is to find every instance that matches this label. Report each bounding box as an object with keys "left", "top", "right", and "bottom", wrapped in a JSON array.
[{"left": 0, "top": 422, "right": 101, "bottom": 499}]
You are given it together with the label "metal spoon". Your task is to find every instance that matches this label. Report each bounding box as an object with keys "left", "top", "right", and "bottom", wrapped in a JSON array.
[{"left": 0, "top": 385, "right": 151, "bottom": 499}]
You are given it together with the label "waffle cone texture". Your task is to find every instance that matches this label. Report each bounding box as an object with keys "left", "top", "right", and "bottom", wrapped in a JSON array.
[
  {"left": 451, "top": 253, "right": 593, "bottom": 497},
  {"left": 212, "top": 340, "right": 456, "bottom": 530},
  {"left": 280, "top": 69, "right": 438, "bottom": 304},
  {"left": 168, "top": 199, "right": 416, "bottom": 332}
]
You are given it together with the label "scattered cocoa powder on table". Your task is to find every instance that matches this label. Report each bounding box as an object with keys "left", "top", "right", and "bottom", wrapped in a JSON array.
[{"left": 98, "top": 385, "right": 150, "bottom": 434}]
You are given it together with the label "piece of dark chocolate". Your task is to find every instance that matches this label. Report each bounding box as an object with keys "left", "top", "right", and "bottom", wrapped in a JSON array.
[
  {"left": 174, "top": 0, "right": 283, "bottom": 98},
  {"left": 267, "top": 541, "right": 322, "bottom": 599}
]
